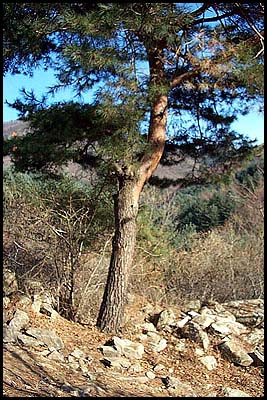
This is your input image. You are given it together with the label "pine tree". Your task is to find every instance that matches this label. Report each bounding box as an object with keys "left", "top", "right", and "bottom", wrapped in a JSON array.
[{"left": 3, "top": 3, "right": 264, "bottom": 332}]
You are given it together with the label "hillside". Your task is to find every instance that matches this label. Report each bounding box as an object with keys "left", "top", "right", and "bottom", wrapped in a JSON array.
[
  {"left": 3, "top": 271, "right": 264, "bottom": 397},
  {"left": 3, "top": 120, "right": 30, "bottom": 138}
]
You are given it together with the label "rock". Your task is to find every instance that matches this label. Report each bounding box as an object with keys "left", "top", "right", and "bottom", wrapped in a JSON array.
[
  {"left": 102, "top": 356, "right": 132, "bottom": 369},
  {"left": 144, "top": 331, "right": 168, "bottom": 353},
  {"left": 17, "top": 333, "right": 44, "bottom": 348},
  {"left": 199, "top": 355, "right": 217, "bottom": 371},
  {"left": 70, "top": 349, "right": 85, "bottom": 359},
  {"left": 40, "top": 303, "right": 59, "bottom": 320},
  {"left": 15, "top": 295, "right": 32, "bottom": 311},
  {"left": 249, "top": 349, "right": 264, "bottom": 367},
  {"left": 128, "top": 363, "right": 143, "bottom": 373},
  {"left": 195, "top": 347, "right": 205, "bottom": 356},
  {"left": 156, "top": 309, "right": 176, "bottom": 330},
  {"left": 200, "top": 306, "right": 216, "bottom": 316},
  {"left": 146, "top": 371, "right": 156, "bottom": 379},
  {"left": 102, "top": 345, "right": 120, "bottom": 358},
  {"left": 245, "top": 329, "right": 264, "bottom": 347},
  {"left": 162, "top": 376, "right": 197, "bottom": 397},
  {"left": 219, "top": 338, "right": 254, "bottom": 366},
  {"left": 176, "top": 315, "right": 191, "bottom": 328},
  {"left": 223, "top": 387, "right": 251, "bottom": 397},
  {"left": 9, "top": 309, "right": 30, "bottom": 331},
  {"left": 152, "top": 338, "right": 167, "bottom": 353},
  {"left": 182, "top": 299, "right": 201, "bottom": 313},
  {"left": 25, "top": 328, "right": 64, "bottom": 351},
  {"left": 141, "top": 322, "right": 157, "bottom": 333},
  {"left": 179, "top": 321, "right": 210, "bottom": 351},
  {"left": 191, "top": 314, "right": 215, "bottom": 329},
  {"left": 210, "top": 319, "right": 248, "bottom": 336},
  {"left": 113, "top": 336, "right": 144, "bottom": 359},
  {"left": 153, "top": 363, "right": 165, "bottom": 372},
  {"left": 3, "top": 324, "right": 19, "bottom": 343},
  {"left": 47, "top": 350, "right": 65, "bottom": 362},
  {"left": 3, "top": 268, "right": 18, "bottom": 296},
  {"left": 175, "top": 339, "right": 187, "bottom": 352},
  {"left": 3, "top": 296, "right": 10, "bottom": 308},
  {"left": 31, "top": 295, "right": 43, "bottom": 313}
]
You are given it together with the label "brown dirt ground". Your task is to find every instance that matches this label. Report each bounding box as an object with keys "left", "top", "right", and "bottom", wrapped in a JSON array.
[{"left": 3, "top": 296, "right": 264, "bottom": 397}]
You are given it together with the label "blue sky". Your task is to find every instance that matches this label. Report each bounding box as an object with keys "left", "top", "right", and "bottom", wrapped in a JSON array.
[{"left": 3, "top": 69, "right": 264, "bottom": 145}]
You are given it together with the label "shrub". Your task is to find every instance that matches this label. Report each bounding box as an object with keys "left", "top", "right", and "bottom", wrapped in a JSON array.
[{"left": 176, "top": 191, "right": 237, "bottom": 233}]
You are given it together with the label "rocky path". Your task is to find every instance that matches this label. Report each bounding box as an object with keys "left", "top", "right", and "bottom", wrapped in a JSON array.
[{"left": 3, "top": 268, "right": 264, "bottom": 397}]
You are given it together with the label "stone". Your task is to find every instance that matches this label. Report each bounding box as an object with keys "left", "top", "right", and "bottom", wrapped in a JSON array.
[
  {"left": 17, "top": 333, "right": 44, "bottom": 348},
  {"left": 176, "top": 315, "right": 191, "bottom": 328},
  {"left": 9, "top": 310, "right": 30, "bottom": 331},
  {"left": 153, "top": 363, "right": 165, "bottom": 372},
  {"left": 47, "top": 350, "right": 65, "bottom": 362},
  {"left": 249, "top": 349, "right": 264, "bottom": 367},
  {"left": 191, "top": 314, "right": 215, "bottom": 329},
  {"left": 25, "top": 328, "right": 64, "bottom": 351},
  {"left": 15, "top": 295, "right": 32, "bottom": 311},
  {"left": 113, "top": 336, "right": 144, "bottom": 359},
  {"left": 141, "top": 322, "right": 157, "bottom": 333},
  {"left": 195, "top": 347, "right": 205, "bottom": 356},
  {"left": 70, "top": 349, "right": 85, "bottom": 359},
  {"left": 200, "top": 306, "right": 216, "bottom": 316},
  {"left": 176, "top": 340, "right": 187, "bottom": 352},
  {"left": 199, "top": 355, "right": 217, "bottom": 371},
  {"left": 223, "top": 387, "right": 251, "bottom": 397},
  {"left": 182, "top": 299, "right": 201, "bottom": 313},
  {"left": 3, "top": 268, "right": 18, "bottom": 296},
  {"left": 162, "top": 376, "right": 197, "bottom": 397},
  {"left": 219, "top": 339, "right": 254, "bottom": 366},
  {"left": 146, "top": 371, "right": 156, "bottom": 379},
  {"left": 3, "top": 324, "right": 19, "bottom": 343},
  {"left": 128, "top": 363, "right": 143, "bottom": 373},
  {"left": 102, "top": 356, "right": 132, "bottom": 369},
  {"left": 102, "top": 345, "right": 120, "bottom": 358},
  {"left": 3, "top": 296, "right": 10, "bottom": 308},
  {"left": 31, "top": 295, "right": 43, "bottom": 313},
  {"left": 180, "top": 321, "right": 210, "bottom": 351},
  {"left": 156, "top": 309, "right": 176, "bottom": 330},
  {"left": 210, "top": 319, "right": 248, "bottom": 336},
  {"left": 152, "top": 338, "right": 167, "bottom": 353}
]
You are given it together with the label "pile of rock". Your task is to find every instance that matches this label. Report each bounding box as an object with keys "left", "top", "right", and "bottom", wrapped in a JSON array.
[{"left": 3, "top": 268, "right": 264, "bottom": 397}]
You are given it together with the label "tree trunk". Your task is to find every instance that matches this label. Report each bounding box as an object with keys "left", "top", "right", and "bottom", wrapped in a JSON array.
[
  {"left": 97, "top": 45, "right": 168, "bottom": 333},
  {"left": 96, "top": 175, "right": 140, "bottom": 333}
]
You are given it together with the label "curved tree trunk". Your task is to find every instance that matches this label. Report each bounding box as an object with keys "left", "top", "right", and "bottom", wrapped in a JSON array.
[
  {"left": 96, "top": 44, "right": 168, "bottom": 333},
  {"left": 96, "top": 95, "right": 168, "bottom": 334}
]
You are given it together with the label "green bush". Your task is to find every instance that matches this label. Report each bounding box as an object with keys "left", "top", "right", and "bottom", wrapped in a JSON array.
[
  {"left": 176, "top": 191, "right": 237, "bottom": 233},
  {"left": 235, "top": 158, "right": 264, "bottom": 190}
]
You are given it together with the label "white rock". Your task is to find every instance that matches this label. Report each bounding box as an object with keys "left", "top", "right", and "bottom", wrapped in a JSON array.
[
  {"left": 224, "top": 387, "right": 251, "bottom": 397},
  {"left": 152, "top": 338, "right": 167, "bottom": 353},
  {"left": 177, "top": 315, "right": 191, "bottom": 328},
  {"left": 199, "top": 355, "right": 217, "bottom": 371},
  {"left": 146, "top": 371, "right": 156, "bottom": 379}
]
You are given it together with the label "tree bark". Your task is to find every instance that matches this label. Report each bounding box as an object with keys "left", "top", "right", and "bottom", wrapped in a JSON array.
[
  {"left": 96, "top": 94, "right": 168, "bottom": 334},
  {"left": 96, "top": 175, "right": 140, "bottom": 332},
  {"left": 96, "top": 45, "right": 168, "bottom": 333}
]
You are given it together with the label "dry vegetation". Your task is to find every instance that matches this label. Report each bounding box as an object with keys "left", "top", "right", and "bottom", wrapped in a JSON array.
[{"left": 3, "top": 150, "right": 264, "bottom": 324}]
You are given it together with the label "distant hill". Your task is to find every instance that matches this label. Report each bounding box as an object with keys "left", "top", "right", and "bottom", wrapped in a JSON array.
[
  {"left": 3, "top": 120, "right": 29, "bottom": 138},
  {"left": 3, "top": 120, "right": 263, "bottom": 187}
]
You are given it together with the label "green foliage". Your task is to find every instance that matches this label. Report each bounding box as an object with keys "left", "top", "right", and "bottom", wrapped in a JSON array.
[
  {"left": 235, "top": 158, "right": 264, "bottom": 190},
  {"left": 176, "top": 191, "right": 237, "bottom": 233}
]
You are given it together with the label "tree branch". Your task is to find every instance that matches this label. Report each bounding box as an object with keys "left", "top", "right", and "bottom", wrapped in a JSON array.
[
  {"left": 193, "top": 10, "right": 237, "bottom": 25},
  {"left": 170, "top": 69, "right": 200, "bottom": 89}
]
